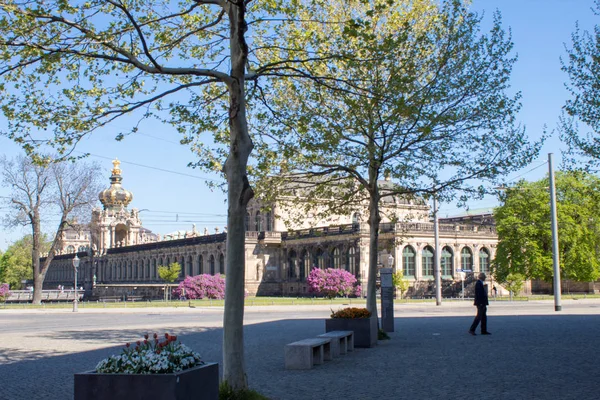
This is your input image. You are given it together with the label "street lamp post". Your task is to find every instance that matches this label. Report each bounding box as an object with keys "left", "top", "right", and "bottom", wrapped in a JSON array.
[
  {"left": 495, "top": 152, "right": 562, "bottom": 311},
  {"left": 433, "top": 196, "right": 441, "bottom": 306},
  {"left": 73, "top": 254, "right": 80, "bottom": 312}
]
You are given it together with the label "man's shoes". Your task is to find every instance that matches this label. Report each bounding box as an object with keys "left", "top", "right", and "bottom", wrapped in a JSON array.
[
  {"left": 481, "top": 332, "right": 492, "bottom": 335},
  {"left": 468, "top": 330, "right": 476, "bottom": 336}
]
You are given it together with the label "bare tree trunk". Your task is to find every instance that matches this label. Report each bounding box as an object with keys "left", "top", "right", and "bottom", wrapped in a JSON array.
[
  {"left": 222, "top": 0, "right": 253, "bottom": 390},
  {"left": 31, "top": 214, "right": 43, "bottom": 305}
]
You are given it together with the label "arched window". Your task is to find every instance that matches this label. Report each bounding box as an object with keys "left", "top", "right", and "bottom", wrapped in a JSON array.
[
  {"left": 479, "top": 248, "right": 490, "bottom": 274},
  {"left": 179, "top": 256, "right": 185, "bottom": 278},
  {"left": 461, "top": 247, "right": 473, "bottom": 271},
  {"left": 352, "top": 212, "right": 360, "bottom": 225},
  {"left": 78, "top": 245, "right": 87, "bottom": 252},
  {"left": 347, "top": 247, "right": 357, "bottom": 277},
  {"left": 245, "top": 212, "right": 250, "bottom": 231},
  {"left": 185, "top": 255, "right": 192, "bottom": 277},
  {"left": 300, "top": 250, "right": 309, "bottom": 281},
  {"left": 197, "top": 255, "right": 203, "bottom": 275},
  {"left": 209, "top": 255, "right": 215, "bottom": 275},
  {"left": 331, "top": 247, "right": 341, "bottom": 269},
  {"left": 288, "top": 250, "right": 297, "bottom": 279},
  {"left": 152, "top": 259, "right": 157, "bottom": 279},
  {"left": 441, "top": 246, "right": 453, "bottom": 276},
  {"left": 255, "top": 211, "right": 262, "bottom": 232},
  {"left": 66, "top": 245, "right": 75, "bottom": 253},
  {"left": 133, "top": 261, "right": 138, "bottom": 279},
  {"left": 402, "top": 246, "right": 416, "bottom": 277},
  {"left": 315, "top": 248, "right": 325, "bottom": 269},
  {"left": 128, "top": 261, "right": 133, "bottom": 280},
  {"left": 219, "top": 253, "right": 225, "bottom": 274},
  {"left": 422, "top": 246, "right": 434, "bottom": 277},
  {"left": 145, "top": 260, "right": 150, "bottom": 280},
  {"left": 265, "top": 211, "right": 272, "bottom": 231}
]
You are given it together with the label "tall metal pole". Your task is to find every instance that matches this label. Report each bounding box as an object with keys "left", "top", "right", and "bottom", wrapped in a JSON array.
[
  {"left": 548, "top": 153, "right": 562, "bottom": 311},
  {"left": 433, "top": 196, "right": 442, "bottom": 306},
  {"left": 73, "top": 254, "right": 80, "bottom": 312}
]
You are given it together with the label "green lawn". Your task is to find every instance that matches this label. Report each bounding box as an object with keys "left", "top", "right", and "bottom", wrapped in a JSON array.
[{"left": 2, "top": 293, "right": 599, "bottom": 310}]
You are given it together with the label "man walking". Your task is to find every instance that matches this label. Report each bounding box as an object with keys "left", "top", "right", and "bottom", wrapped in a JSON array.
[{"left": 469, "top": 272, "right": 491, "bottom": 335}]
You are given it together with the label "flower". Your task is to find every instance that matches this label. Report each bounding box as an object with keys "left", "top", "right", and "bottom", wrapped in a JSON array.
[
  {"left": 173, "top": 274, "right": 225, "bottom": 300},
  {"left": 0, "top": 283, "right": 10, "bottom": 301},
  {"left": 307, "top": 268, "right": 361, "bottom": 299},
  {"left": 95, "top": 333, "right": 203, "bottom": 374},
  {"left": 330, "top": 307, "right": 371, "bottom": 319}
]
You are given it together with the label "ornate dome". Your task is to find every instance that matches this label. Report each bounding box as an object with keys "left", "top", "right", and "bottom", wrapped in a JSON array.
[{"left": 99, "top": 159, "right": 133, "bottom": 210}]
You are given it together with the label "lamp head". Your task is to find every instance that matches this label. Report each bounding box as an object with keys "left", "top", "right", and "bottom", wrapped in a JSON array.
[{"left": 73, "top": 254, "right": 80, "bottom": 269}]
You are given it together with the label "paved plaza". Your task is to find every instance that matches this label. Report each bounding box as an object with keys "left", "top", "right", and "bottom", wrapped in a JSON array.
[{"left": 1, "top": 299, "right": 599, "bottom": 400}]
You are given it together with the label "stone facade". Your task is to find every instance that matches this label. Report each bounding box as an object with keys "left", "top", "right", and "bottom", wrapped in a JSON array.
[{"left": 43, "top": 161, "right": 500, "bottom": 299}]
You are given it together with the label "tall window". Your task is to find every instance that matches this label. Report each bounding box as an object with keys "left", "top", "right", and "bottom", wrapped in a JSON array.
[
  {"left": 300, "top": 250, "right": 309, "bottom": 281},
  {"left": 245, "top": 212, "right": 250, "bottom": 231},
  {"left": 441, "top": 247, "right": 453, "bottom": 276},
  {"left": 255, "top": 211, "right": 262, "bottom": 232},
  {"left": 219, "top": 253, "right": 225, "bottom": 274},
  {"left": 332, "top": 247, "right": 341, "bottom": 268},
  {"left": 209, "top": 255, "right": 215, "bottom": 275},
  {"left": 402, "top": 246, "right": 416, "bottom": 277},
  {"left": 479, "top": 248, "right": 490, "bottom": 274},
  {"left": 265, "top": 211, "right": 272, "bottom": 231},
  {"left": 289, "top": 250, "right": 297, "bottom": 279},
  {"left": 347, "top": 247, "right": 357, "bottom": 276},
  {"left": 352, "top": 212, "right": 360, "bottom": 225},
  {"left": 315, "top": 248, "right": 325, "bottom": 269},
  {"left": 461, "top": 247, "right": 473, "bottom": 271},
  {"left": 187, "top": 255, "right": 193, "bottom": 276},
  {"left": 422, "top": 246, "right": 434, "bottom": 277},
  {"left": 197, "top": 255, "right": 203, "bottom": 275}
]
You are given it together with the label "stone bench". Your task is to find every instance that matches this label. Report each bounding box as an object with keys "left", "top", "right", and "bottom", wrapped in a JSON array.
[
  {"left": 317, "top": 330, "right": 354, "bottom": 357},
  {"left": 285, "top": 338, "right": 332, "bottom": 370}
]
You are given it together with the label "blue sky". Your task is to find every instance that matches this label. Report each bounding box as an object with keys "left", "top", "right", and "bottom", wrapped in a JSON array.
[{"left": 0, "top": 0, "right": 597, "bottom": 250}]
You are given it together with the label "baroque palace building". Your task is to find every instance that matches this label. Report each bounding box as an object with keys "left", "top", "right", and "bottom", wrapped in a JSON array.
[{"left": 43, "top": 160, "right": 500, "bottom": 299}]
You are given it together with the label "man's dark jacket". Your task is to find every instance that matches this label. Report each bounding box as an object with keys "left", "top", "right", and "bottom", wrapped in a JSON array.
[{"left": 473, "top": 280, "right": 489, "bottom": 306}]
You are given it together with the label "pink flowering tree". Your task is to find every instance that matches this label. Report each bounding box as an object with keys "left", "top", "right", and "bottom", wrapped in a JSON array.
[
  {"left": 307, "top": 268, "right": 361, "bottom": 299},
  {"left": 0, "top": 283, "right": 10, "bottom": 302},
  {"left": 173, "top": 274, "right": 225, "bottom": 300}
]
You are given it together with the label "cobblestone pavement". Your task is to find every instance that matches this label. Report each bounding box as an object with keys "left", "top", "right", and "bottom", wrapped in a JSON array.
[{"left": 1, "top": 299, "right": 599, "bottom": 400}]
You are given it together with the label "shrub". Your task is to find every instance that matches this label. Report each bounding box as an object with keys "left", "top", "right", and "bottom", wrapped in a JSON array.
[
  {"left": 219, "top": 381, "right": 270, "bottom": 400},
  {"left": 306, "top": 268, "right": 361, "bottom": 299},
  {"left": 330, "top": 307, "right": 371, "bottom": 319},
  {"left": 173, "top": 274, "right": 225, "bottom": 300},
  {"left": 0, "top": 283, "right": 10, "bottom": 301}
]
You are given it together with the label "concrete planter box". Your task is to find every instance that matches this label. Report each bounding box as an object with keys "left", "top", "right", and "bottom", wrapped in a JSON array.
[
  {"left": 325, "top": 316, "right": 378, "bottom": 348},
  {"left": 74, "top": 362, "right": 218, "bottom": 400}
]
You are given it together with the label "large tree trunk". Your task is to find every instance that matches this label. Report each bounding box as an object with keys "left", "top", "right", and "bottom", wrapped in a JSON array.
[
  {"left": 366, "top": 188, "right": 381, "bottom": 316},
  {"left": 222, "top": 0, "right": 253, "bottom": 390}
]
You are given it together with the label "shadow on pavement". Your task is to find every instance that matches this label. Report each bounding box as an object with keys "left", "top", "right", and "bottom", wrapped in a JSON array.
[{"left": 1, "top": 314, "right": 599, "bottom": 400}]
